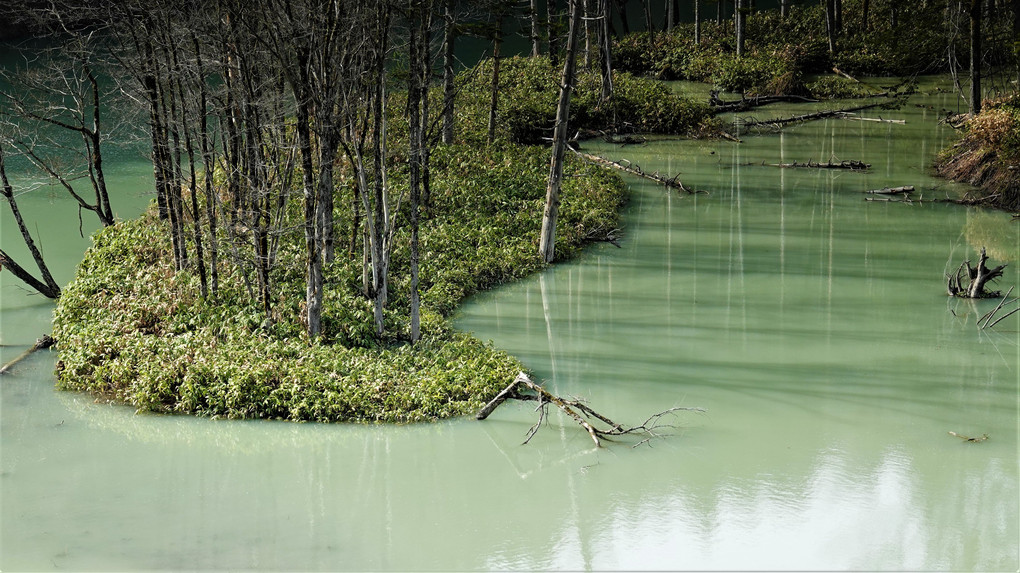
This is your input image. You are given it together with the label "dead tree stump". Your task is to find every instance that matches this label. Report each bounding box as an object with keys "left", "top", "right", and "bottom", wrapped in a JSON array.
[{"left": 947, "top": 247, "right": 1008, "bottom": 298}]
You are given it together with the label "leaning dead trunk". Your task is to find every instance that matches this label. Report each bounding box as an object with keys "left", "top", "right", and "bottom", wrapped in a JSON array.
[
  {"left": 0, "top": 146, "right": 61, "bottom": 299},
  {"left": 539, "top": 0, "right": 582, "bottom": 263}
]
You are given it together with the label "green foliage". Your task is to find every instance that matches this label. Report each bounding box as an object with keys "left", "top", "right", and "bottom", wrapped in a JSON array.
[
  {"left": 613, "top": 0, "right": 1018, "bottom": 93},
  {"left": 456, "top": 55, "right": 711, "bottom": 144},
  {"left": 53, "top": 138, "right": 626, "bottom": 424}
]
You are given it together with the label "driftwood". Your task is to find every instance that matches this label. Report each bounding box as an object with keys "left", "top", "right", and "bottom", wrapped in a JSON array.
[
  {"left": 574, "top": 150, "right": 695, "bottom": 193},
  {"left": 864, "top": 185, "right": 915, "bottom": 194},
  {"left": 737, "top": 101, "right": 894, "bottom": 130},
  {"left": 947, "top": 247, "right": 1008, "bottom": 298},
  {"left": 0, "top": 334, "right": 56, "bottom": 376},
  {"left": 948, "top": 431, "right": 989, "bottom": 443},
  {"left": 753, "top": 159, "right": 870, "bottom": 170},
  {"left": 477, "top": 372, "right": 705, "bottom": 448},
  {"left": 709, "top": 90, "right": 819, "bottom": 114}
]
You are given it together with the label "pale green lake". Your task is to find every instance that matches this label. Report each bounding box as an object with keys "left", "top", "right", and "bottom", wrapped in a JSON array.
[{"left": 2, "top": 73, "right": 1017, "bottom": 570}]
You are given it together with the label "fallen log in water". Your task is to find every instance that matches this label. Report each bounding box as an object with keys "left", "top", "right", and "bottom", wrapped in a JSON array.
[
  {"left": 0, "top": 334, "right": 56, "bottom": 376},
  {"left": 864, "top": 185, "right": 915, "bottom": 194},
  {"left": 753, "top": 159, "right": 870, "bottom": 170},
  {"left": 709, "top": 91, "right": 819, "bottom": 114},
  {"left": 477, "top": 372, "right": 705, "bottom": 448},
  {"left": 841, "top": 115, "right": 906, "bottom": 124},
  {"left": 573, "top": 149, "right": 694, "bottom": 193},
  {"left": 737, "top": 101, "right": 894, "bottom": 130}
]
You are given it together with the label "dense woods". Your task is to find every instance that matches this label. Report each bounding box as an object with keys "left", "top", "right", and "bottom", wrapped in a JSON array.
[{"left": 1, "top": 0, "right": 1017, "bottom": 420}]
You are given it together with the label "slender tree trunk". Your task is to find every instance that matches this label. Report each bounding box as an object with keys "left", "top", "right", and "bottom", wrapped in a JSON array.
[
  {"left": 539, "top": 0, "right": 582, "bottom": 263},
  {"left": 585, "top": 0, "right": 593, "bottom": 68},
  {"left": 549, "top": 0, "right": 560, "bottom": 65},
  {"left": 0, "top": 146, "right": 61, "bottom": 299},
  {"left": 194, "top": 35, "right": 219, "bottom": 297},
  {"left": 487, "top": 20, "right": 502, "bottom": 144},
  {"left": 970, "top": 0, "right": 982, "bottom": 114},
  {"left": 442, "top": 0, "right": 456, "bottom": 144},
  {"left": 666, "top": 0, "right": 674, "bottom": 30},
  {"left": 531, "top": 0, "right": 542, "bottom": 56},
  {"left": 824, "top": 0, "right": 837, "bottom": 55},
  {"left": 781, "top": 0, "right": 789, "bottom": 18},
  {"left": 862, "top": 0, "right": 870, "bottom": 30},
  {"left": 695, "top": 0, "right": 701, "bottom": 44},
  {"left": 735, "top": 0, "right": 746, "bottom": 57},
  {"left": 294, "top": 56, "right": 322, "bottom": 338},
  {"left": 600, "top": 0, "right": 613, "bottom": 102},
  {"left": 834, "top": 0, "right": 842, "bottom": 32},
  {"left": 614, "top": 0, "right": 631, "bottom": 35},
  {"left": 642, "top": 0, "right": 655, "bottom": 35}
]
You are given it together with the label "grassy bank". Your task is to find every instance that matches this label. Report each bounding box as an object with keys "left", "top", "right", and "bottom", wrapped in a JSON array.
[
  {"left": 935, "top": 95, "right": 1020, "bottom": 213},
  {"left": 52, "top": 61, "right": 708, "bottom": 423}
]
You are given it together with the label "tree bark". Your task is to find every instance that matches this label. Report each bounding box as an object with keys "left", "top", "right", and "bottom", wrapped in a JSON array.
[
  {"left": 694, "top": 0, "right": 701, "bottom": 44},
  {"left": 970, "top": 0, "right": 982, "bottom": 114},
  {"left": 539, "top": 0, "right": 583, "bottom": 263},
  {"left": 735, "top": 0, "right": 746, "bottom": 57},
  {"left": 531, "top": 0, "right": 542, "bottom": 56},
  {"left": 442, "top": 0, "right": 456, "bottom": 145},
  {"left": 487, "top": 19, "right": 503, "bottom": 145},
  {"left": 0, "top": 146, "right": 61, "bottom": 299}
]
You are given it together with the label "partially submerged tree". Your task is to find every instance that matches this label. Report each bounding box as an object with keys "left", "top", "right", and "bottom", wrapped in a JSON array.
[{"left": 0, "top": 145, "right": 62, "bottom": 299}]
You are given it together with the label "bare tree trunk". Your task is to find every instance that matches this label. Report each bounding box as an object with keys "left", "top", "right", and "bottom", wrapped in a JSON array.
[
  {"left": 695, "top": 0, "right": 701, "bottom": 44},
  {"left": 862, "top": 0, "right": 870, "bottom": 30},
  {"left": 442, "top": 0, "right": 456, "bottom": 145},
  {"left": 531, "top": 0, "right": 542, "bottom": 56},
  {"left": 549, "top": 0, "right": 560, "bottom": 65},
  {"left": 614, "top": 0, "right": 631, "bottom": 35},
  {"left": 642, "top": 0, "right": 655, "bottom": 35},
  {"left": 487, "top": 19, "right": 503, "bottom": 144},
  {"left": 735, "top": 0, "right": 746, "bottom": 57},
  {"left": 970, "top": 0, "right": 982, "bottom": 114},
  {"left": 600, "top": 0, "right": 613, "bottom": 102},
  {"left": 824, "top": 0, "right": 837, "bottom": 55},
  {"left": 539, "top": 0, "right": 582, "bottom": 263},
  {"left": 0, "top": 146, "right": 61, "bottom": 299},
  {"left": 781, "top": 0, "right": 789, "bottom": 18}
]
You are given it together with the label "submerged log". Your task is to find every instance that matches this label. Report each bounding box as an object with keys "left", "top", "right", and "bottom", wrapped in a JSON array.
[
  {"left": 477, "top": 372, "right": 705, "bottom": 448},
  {"left": 864, "top": 185, "right": 914, "bottom": 194},
  {"left": 754, "top": 159, "right": 870, "bottom": 170},
  {"left": 709, "top": 90, "right": 819, "bottom": 114},
  {"left": 573, "top": 149, "right": 695, "bottom": 193},
  {"left": 0, "top": 334, "right": 56, "bottom": 376},
  {"left": 738, "top": 101, "right": 894, "bottom": 130}
]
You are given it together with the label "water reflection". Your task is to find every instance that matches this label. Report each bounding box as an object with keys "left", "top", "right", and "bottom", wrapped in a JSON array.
[{"left": 2, "top": 83, "right": 1018, "bottom": 570}]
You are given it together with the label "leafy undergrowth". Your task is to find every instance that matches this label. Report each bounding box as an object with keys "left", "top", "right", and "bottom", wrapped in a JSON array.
[
  {"left": 614, "top": 0, "right": 1015, "bottom": 96},
  {"left": 935, "top": 95, "right": 1020, "bottom": 213},
  {"left": 53, "top": 142, "right": 626, "bottom": 423}
]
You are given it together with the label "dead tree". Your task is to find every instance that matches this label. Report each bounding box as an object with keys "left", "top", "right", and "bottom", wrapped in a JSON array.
[
  {"left": 947, "top": 247, "right": 1007, "bottom": 298},
  {"left": 477, "top": 372, "right": 705, "bottom": 448},
  {"left": 0, "top": 145, "right": 61, "bottom": 299}
]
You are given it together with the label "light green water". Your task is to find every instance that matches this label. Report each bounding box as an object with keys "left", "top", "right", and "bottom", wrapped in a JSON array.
[{"left": 2, "top": 78, "right": 1018, "bottom": 570}]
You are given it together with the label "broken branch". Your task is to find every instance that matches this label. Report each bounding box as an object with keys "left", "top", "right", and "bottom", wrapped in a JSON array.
[{"left": 477, "top": 372, "right": 705, "bottom": 448}]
